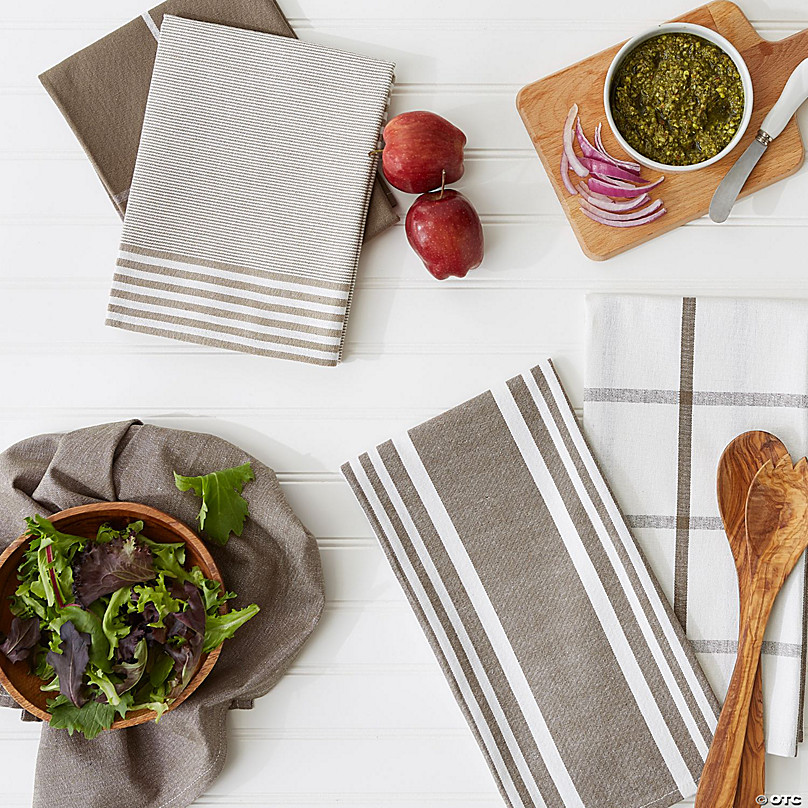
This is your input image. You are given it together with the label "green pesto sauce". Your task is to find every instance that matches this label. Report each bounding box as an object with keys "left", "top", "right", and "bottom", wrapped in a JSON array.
[{"left": 610, "top": 33, "right": 744, "bottom": 166}]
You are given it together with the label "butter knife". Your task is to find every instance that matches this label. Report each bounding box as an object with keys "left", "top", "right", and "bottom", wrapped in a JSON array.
[{"left": 710, "top": 58, "right": 808, "bottom": 223}]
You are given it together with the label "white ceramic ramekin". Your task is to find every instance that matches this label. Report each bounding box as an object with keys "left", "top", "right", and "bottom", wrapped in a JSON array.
[{"left": 603, "top": 22, "right": 754, "bottom": 172}]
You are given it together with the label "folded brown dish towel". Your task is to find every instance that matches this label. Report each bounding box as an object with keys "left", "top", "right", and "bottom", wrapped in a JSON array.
[
  {"left": 0, "top": 420, "right": 324, "bottom": 808},
  {"left": 38, "top": 0, "right": 398, "bottom": 241},
  {"left": 343, "top": 360, "right": 719, "bottom": 808}
]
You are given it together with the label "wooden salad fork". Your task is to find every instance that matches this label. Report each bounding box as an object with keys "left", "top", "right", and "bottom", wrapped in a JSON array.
[
  {"left": 716, "top": 431, "right": 788, "bottom": 807},
  {"left": 696, "top": 456, "right": 808, "bottom": 808}
]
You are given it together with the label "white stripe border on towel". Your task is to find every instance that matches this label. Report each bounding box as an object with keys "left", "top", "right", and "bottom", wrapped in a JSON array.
[
  {"left": 115, "top": 265, "right": 347, "bottom": 316},
  {"left": 392, "top": 435, "right": 583, "bottom": 808},
  {"left": 348, "top": 457, "right": 531, "bottom": 808},
  {"left": 141, "top": 10, "right": 161, "bottom": 41},
  {"left": 106, "top": 312, "right": 339, "bottom": 360},
  {"left": 108, "top": 296, "right": 342, "bottom": 346},
  {"left": 110, "top": 281, "right": 343, "bottom": 331},
  {"left": 118, "top": 250, "right": 350, "bottom": 300},
  {"left": 538, "top": 361, "right": 718, "bottom": 733},
  {"left": 491, "top": 381, "right": 696, "bottom": 797},
  {"left": 523, "top": 367, "right": 710, "bottom": 758}
]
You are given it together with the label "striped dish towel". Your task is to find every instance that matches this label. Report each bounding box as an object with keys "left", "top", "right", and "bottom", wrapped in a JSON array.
[
  {"left": 38, "top": 0, "right": 399, "bottom": 241},
  {"left": 343, "top": 360, "right": 718, "bottom": 808},
  {"left": 584, "top": 294, "right": 808, "bottom": 757},
  {"left": 107, "top": 15, "right": 395, "bottom": 366}
]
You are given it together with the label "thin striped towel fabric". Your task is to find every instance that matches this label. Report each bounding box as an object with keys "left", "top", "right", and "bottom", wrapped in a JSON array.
[
  {"left": 343, "top": 360, "right": 719, "bottom": 808},
  {"left": 107, "top": 15, "right": 395, "bottom": 366},
  {"left": 584, "top": 294, "right": 808, "bottom": 757}
]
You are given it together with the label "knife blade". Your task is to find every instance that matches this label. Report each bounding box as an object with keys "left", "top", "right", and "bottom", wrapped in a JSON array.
[
  {"left": 709, "top": 135, "right": 769, "bottom": 223},
  {"left": 710, "top": 57, "right": 808, "bottom": 223}
]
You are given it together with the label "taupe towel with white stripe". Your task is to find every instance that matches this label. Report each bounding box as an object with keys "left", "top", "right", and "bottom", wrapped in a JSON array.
[
  {"left": 38, "top": 0, "right": 398, "bottom": 241},
  {"left": 107, "top": 16, "right": 395, "bottom": 366},
  {"left": 584, "top": 295, "right": 808, "bottom": 757},
  {"left": 343, "top": 360, "right": 719, "bottom": 808}
]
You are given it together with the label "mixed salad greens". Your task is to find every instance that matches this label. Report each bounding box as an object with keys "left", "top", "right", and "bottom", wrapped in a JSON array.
[
  {"left": 174, "top": 461, "right": 254, "bottom": 546},
  {"left": 0, "top": 484, "right": 260, "bottom": 739}
]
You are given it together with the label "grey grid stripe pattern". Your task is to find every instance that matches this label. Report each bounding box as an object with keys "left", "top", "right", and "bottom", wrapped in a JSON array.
[
  {"left": 583, "top": 293, "right": 808, "bottom": 756},
  {"left": 584, "top": 389, "right": 808, "bottom": 407}
]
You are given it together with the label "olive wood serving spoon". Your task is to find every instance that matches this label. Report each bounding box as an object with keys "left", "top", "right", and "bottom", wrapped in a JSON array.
[
  {"left": 696, "top": 456, "right": 808, "bottom": 808},
  {"left": 716, "top": 431, "right": 788, "bottom": 808}
]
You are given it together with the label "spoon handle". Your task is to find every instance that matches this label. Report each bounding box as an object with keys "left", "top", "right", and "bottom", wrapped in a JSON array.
[
  {"left": 695, "top": 597, "right": 771, "bottom": 808},
  {"left": 734, "top": 660, "right": 765, "bottom": 808}
]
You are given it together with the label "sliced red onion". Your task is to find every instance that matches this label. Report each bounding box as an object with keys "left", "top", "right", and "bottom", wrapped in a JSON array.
[
  {"left": 594, "top": 123, "right": 642, "bottom": 173},
  {"left": 588, "top": 175, "right": 664, "bottom": 198},
  {"left": 575, "top": 118, "right": 602, "bottom": 161},
  {"left": 563, "top": 104, "right": 588, "bottom": 178},
  {"left": 578, "top": 196, "right": 663, "bottom": 221},
  {"left": 580, "top": 158, "right": 642, "bottom": 182},
  {"left": 580, "top": 185, "right": 614, "bottom": 203},
  {"left": 580, "top": 205, "right": 667, "bottom": 227},
  {"left": 560, "top": 152, "right": 577, "bottom": 195},
  {"left": 577, "top": 182, "right": 649, "bottom": 211}
]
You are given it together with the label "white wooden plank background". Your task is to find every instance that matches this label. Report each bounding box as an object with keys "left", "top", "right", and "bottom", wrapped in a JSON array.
[{"left": 1, "top": 0, "right": 808, "bottom": 805}]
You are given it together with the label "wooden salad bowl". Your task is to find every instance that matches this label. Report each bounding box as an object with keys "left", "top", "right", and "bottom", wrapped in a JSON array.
[{"left": 0, "top": 502, "right": 224, "bottom": 730}]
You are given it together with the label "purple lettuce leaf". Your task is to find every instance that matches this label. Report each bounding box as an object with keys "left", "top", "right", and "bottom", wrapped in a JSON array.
[
  {"left": 164, "top": 582, "right": 206, "bottom": 698},
  {"left": 74, "top": 535, "right": 155, "bottom": 607},
  {"left": 116, "top": 624, "right": 146, "bottom": 664},
  {"left": 113, "top": 638, "right": 148, "bottom": 695},
  {"left": 0, "top": 616, "right": 41, "bottom": 663},
  {"left": 46, "top": 620, "right": 91, "bottom": 707}
]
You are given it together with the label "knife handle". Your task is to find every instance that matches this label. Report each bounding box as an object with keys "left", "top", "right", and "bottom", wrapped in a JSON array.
[{"left": 761, "top": 58, "right": 808, "bottom": 140}]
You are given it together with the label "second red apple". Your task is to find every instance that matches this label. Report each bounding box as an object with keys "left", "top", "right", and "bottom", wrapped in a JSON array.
[{"left": 405, "top": 190, "right": 484, "bottom": 280}]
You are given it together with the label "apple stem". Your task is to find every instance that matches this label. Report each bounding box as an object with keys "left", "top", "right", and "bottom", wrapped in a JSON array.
[
  {"left": 368, "top": 148, "right": 384, "bottom": 157},
  {"left": 439, "top": 169, "right": 446, "bottom": 200}
]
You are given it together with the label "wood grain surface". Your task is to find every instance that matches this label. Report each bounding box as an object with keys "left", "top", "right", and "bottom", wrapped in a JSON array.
[
  {"left": 0, "top": 502, "right": 224, "bottom": 729},
  {"left": 517, "top": 1, "right": 808, "bottom": 260},
  {"left": 716, "top": 431, "right": 789, "bottom": 808},
  {"left": 697, "top": 457, "right": 808, "bottom": 808}
]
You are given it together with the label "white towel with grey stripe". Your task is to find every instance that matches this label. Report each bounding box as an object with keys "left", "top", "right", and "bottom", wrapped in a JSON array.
[
  {"left": 584, "top": 294, "right": 808, "bottom": 757},
  {"left": 107, "top": 15, "right": 395, "bottom": 366},
  {"left": 343, "top": 360, "right": 719, "bottom": 808}
]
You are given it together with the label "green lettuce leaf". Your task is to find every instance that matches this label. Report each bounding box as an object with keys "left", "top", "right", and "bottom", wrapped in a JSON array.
[
  {"left": 130, "top": 577, "right": 183, "bottom": 628},
  {"left": 128, "top": 698, "right": 171, "bottom": 721},
  {"left": 24, "top": 516, "right": 85, "bottom": 609},
  {"left": 174, "top": 462, "right": 254, "bottom": 545},
  {"left": 138, "top": 536, "right": 188, "bottom": 581},
  {"left": 202, "top": 604, "right": 260, "bottom": 653},
  {"left": 148, "top": 649, "right": 175, "bottom": 689},
  {"left": 86, "top": 667, "right": 123, "bottom": 709},
  {"left": 101, "top": 587, "right": 132, "bottom": 659},
  {"left": 48, "top": 695, "right": 116, "bottom": 740},
  {"left": 95, "top": 521, "right": 144, "bottom": 544}
]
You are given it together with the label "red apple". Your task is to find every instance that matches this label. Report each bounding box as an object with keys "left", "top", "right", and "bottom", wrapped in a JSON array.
[
  {"left": 405, "top": 189, "right": 484, "bottom": 280},
  {"left": 382, "top": 111, "right": 466, "bottom": 194}
]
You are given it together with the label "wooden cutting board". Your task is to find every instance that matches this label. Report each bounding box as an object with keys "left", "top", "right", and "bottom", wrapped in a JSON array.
[{"left": 517, "top": 1, "right": 808, "bottom": 261}]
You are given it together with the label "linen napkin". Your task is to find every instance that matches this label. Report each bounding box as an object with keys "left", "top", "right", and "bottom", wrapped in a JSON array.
[
  {"left": 584, "top": 294, "right": 808, "bottom": 757},
  {"left": 342, "top": 360, "right": 719, "bottom": 808},
  {"left": 38, "top": 0, "right": 399, "bottom": 241},
  {"left": 105, "top": 15, "right": 395, "bottom": 366},
  {"left": 0, "top": 420, "right": 325, "bottom": 808}
]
